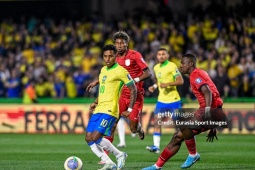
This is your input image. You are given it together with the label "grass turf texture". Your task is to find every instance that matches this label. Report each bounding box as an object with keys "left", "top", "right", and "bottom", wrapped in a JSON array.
[{"left": 0, "top": 133, "right": 254, "bottom": 170}]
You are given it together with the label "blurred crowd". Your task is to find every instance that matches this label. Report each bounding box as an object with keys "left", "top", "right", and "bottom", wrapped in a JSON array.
[{"left": 0, "top": 10, "right": 255, "bottom": 101}]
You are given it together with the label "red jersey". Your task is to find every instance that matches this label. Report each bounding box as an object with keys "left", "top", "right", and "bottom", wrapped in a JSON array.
[
  {"left": 190, "top": 68, "right": 223, "bottom": 108},
  {"left": 116, "top": 49, "right": 148, "bottom": 98}
]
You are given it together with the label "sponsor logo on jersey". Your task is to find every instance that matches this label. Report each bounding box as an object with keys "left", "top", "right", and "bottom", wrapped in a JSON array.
[
  {"left": 125, "top": 59, "right": 130, "bottom": 66},
  {"left": 195, "top": 78, "right": 202, "bottom": 84}
]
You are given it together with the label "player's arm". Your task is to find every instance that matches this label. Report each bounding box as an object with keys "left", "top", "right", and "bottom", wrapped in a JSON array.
[
  {"left": 160, "top": 74, "right": 184, "bottom": 88},
  {"left": 89, "top": 98, "right": 98, "bottom": 113},
  {"left": 134, "top": 67, "right": 151, "bottom": 83},
  {"left": 200, "top": 85, "right": 212, "bottom": 119},
  {"left": 86, "top": 79, "right": 99, "bottom": 92},
  {"left": 122, "top": 82, "right": 137, "bottom": 118}
]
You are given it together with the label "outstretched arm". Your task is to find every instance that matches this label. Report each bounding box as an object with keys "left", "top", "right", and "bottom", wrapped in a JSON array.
[
  {"left": 160, "top": 74, "right": 184, "bottom": 88},
  {"left": 134, "top": 68, "right": 151, "bottom": 83},
  {"left": 201, "top": 84, "right": 212, "bottom": 119},
  {"left": 86, "top": 80, "right": 99, "bottom": 92}
]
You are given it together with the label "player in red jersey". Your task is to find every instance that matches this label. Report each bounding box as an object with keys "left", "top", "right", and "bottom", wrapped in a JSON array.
[
  {"left": 87, "top": 31, "right": 151, "bottom": 162},
  {"left": 142, "top": 53, "right": 227, "bottom": 170}
]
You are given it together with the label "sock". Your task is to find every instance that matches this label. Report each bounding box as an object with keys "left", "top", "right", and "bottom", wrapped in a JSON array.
[
  {"left": 155, "top": 147, "right": 174, "bottom": 167},
  {"left": 185, "top": 138, "right": 197, "bottom": 156},
  {"left": 99, "top": 138, "right": 122, "bottom": 158},
  {"left": 117, "top": 118, "right": 126, "bottom": 145},
  {"left": 104, "top": 136, "right": 114, "bottom": 155},
  {"left": 153, "top": 132, "right": 161, "bottom": 148},
  {"left": 89, "top": 143, "right": 113, "bottom": 164},
  {"left": 104, "top": 136, "right": 114, "bottom": 143}
]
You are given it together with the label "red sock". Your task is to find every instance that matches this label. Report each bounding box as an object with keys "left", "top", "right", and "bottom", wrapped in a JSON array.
[
  {"left": 155, "top": 148, "right": 174, "bottom": 167},
  {"left": 185, "top": 138, "right": 196, "bottom": 155},
  {"left": 104, "top": 136, "right": 114, "bottom": 143},
  {"left": 103, "top": 136, "right": 114, "bottom": 155}
]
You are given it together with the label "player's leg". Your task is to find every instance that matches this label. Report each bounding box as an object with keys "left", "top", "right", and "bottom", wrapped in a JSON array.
[
  {"left": 146, "top": 102, "right": 162, "bottom": 153},
  {"left": 129, "top": 95, "right": 144, "bottom": 140},
  {"left": 142, "top": 130, "right": 184, "bottom": 170},
  {"left": 129, "top": 109, "right": 144, "bottom": 140},
  {"left": 146, "top": 111, "right": 161, "bottom": 153},
  {"left": 180, "top": 128, "right": 201, "bottom": 169},
  {"left": 85, "top": 114, "right": 117, "bottom": 168},
  {"left": 117, "top": 117, "right": 126, "bottom": 148}
]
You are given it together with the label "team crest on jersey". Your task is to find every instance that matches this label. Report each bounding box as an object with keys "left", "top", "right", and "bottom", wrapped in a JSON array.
[
  {"left": 102, "top": 76, "right": 107, "bottom": 83},
  {"left": 125, "top": 59, "right": 130, "bottom": 66},
  {"left": 158, "top": 72, "right": 161, "bottom": 78},
  {"left": 195, "top": 78, "right": 202, "bottom": 84}
]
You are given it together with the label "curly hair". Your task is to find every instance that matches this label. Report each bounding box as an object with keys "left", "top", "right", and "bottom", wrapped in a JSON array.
[{"left": 112, "top": 31, "right": 130, "bottom": 42}]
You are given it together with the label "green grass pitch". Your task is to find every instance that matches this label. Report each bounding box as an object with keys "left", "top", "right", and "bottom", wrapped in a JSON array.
[{"left": 0, "top": 133, "right": 254, "bottom": 170}]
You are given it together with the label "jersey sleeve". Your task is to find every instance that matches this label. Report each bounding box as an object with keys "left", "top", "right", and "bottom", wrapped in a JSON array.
[
  {"left": 190, "top": 71, "right": 208, "bottom": 91},
  {"left": 171, "top": 63, "right": 181, "bottom": 78},
  {"left": 118, "top": 67, "right": 134, "bottom": 86},
  {"left": 134, "top": 52, "right": 148, "bottom": 70}
]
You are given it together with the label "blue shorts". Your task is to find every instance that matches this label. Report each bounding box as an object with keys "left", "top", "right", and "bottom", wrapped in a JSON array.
[
  {"left": 154, "top": 100, "right": 182, "bottom": 120},
  {"left": 86, "top": 113, "right": 116, "bottom": 136}
]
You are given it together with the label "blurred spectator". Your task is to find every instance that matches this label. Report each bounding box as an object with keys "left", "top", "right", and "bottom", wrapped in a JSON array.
[
  {"left": 23, "top": 80, "right": 37, "bottom": 104},
  {"left": 238, "top": 74, "right": 253, "bottom": 97},
  {"left": 0, "top": 2, "right": 255, "bottom": 99},
  {"left": 5, "top": 69, "right": 21, "bottom": 98},
  {"left": 213, "top": 65, "right": 230, "bottom": 98}
]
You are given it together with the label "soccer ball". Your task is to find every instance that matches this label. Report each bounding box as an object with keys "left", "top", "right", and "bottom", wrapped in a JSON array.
[{"left": 64, "top": 156, "right": 83, "bottom": 170}]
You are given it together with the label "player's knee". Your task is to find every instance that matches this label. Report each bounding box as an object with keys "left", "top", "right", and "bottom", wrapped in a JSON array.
[
  {"left": 168, "top": 131, "right": 184, "bottom": 146},
  {"left": 85, "top": 134, "right": 92, "bottom": 143}
]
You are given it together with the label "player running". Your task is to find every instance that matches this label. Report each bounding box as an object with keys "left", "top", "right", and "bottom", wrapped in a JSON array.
[
  {"left": 142, "top": 53, "right": 227, "bottom": 170},
  {"left": 85, "top": 44, "right": 137, "bottom": 170},
  {"left": 146, "top": 48, "right": 183, "bottom": 154},
  {"left": 87, "top": 31, "right": 151, "bottom": 163}
]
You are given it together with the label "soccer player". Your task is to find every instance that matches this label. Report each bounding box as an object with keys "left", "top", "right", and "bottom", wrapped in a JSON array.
[
  {"left": 87, "top": 31, "right": 151, "bottom": 150},
  {"left": 142, "top": 53, "right": 226, "bottom": 170},
  {"left": 146, "top": 48, "right": 184, "bottom": 154},
  {"left": 85, "top": 44, "right": 137, "bottom": 170}
]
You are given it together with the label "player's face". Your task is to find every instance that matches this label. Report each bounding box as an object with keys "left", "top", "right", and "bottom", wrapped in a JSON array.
[
  {"left": 157, "top": 50, "right": 169, "bottom": 63},
  {"left": 103, "top": 50, "right": 116, "bottom": 67},
  {"left": 180, "top": 57, "right": 191, "bottom": 74},
  {"left": 114, "top": 38, "right": 128, "bottom": 55}
]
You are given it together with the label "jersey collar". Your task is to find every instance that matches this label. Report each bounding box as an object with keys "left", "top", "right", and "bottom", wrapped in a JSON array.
[
  {"left": 160, "top": 60, "right": 169, "bottom": 67},
  {"left": 107, "top": 63, "right": 118, "bottom": 70}
]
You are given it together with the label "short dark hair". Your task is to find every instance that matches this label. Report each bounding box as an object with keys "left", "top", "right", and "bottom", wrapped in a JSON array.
[
  {"left": 157, "top": 48, "right": 168, "bottom": 52},
  {"left": 113, "top": 31, "right": 130, "bottom": 42},
  {"left": 182, "top": 53, "right": 197, "bottom": 66},
  {"left": 103, "top": 44, "right": 117, "bottom": 54}
]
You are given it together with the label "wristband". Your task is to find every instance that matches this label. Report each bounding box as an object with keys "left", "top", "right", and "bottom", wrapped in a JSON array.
[
  {"left": 153, "top": 84, "right": 157, "bottom": 89},
  {"left": 134, "top": 77, "right": 140, "bottom": 83},
  {"left": 127, "top": 108, "right": 133, "bottom": 112}
]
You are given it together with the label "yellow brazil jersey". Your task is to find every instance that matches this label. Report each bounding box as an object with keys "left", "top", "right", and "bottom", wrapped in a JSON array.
[
  {"left": 154, "top": 60, "right": 181, "bottom": 103},
  {"left": 94, "top": 63, "right": 133, "bottom": 118}
]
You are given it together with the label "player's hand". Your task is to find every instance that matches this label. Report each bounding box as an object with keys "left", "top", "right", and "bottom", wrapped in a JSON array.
[
  {"left": 148, "top": 86, "right": 155, "bottom": 93},
  {"left": 205, "top": 107, "right": 211, "bottom": 120},
  {"left": 160, "top": 83, "right": 169, "bottom": 88},
  {"left": 89, "top": 102, "right": 97, "bottom": 113},
  {"left": 121, "top": 111, "right": 131, "bottom": 118},
  {"left": 206, "top": 128, "right": 218, "bottom": 142},
  {"left": 86, "top": 81, "right": 98, "bottom": 92}
]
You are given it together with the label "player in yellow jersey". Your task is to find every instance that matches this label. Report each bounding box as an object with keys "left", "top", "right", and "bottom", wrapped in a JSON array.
[
  {"left": 85, "top": 44, "right": 137, "bottom": 170},
  {"left": 146, "top": 48, "right": 184, "bottom": 154}
]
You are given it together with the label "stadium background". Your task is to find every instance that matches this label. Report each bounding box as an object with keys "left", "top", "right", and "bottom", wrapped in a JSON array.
[{"left": 0, "top": 0, "right": 254, "bottom": 134}]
